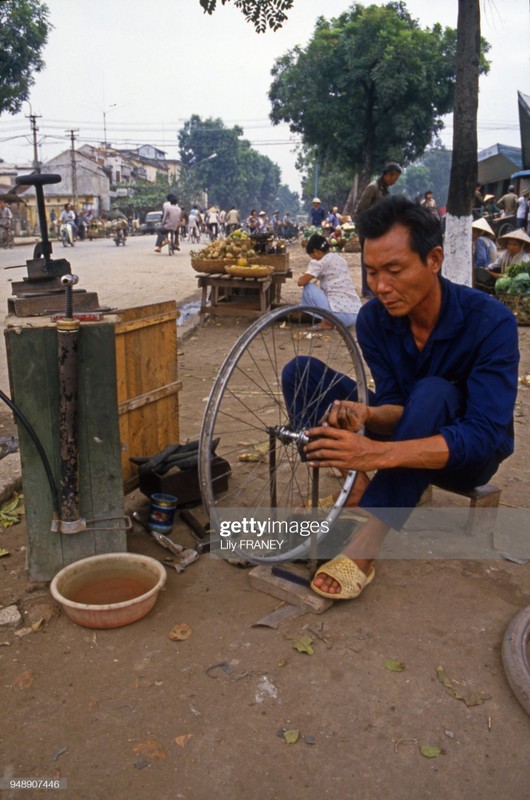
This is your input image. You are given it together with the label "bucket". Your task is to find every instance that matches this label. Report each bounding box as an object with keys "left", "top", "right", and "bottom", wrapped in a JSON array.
[{"left": 149, "top": 492, "right": 178, "bottom": 533}]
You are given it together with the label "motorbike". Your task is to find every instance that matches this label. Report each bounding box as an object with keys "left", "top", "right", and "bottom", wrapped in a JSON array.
[
  {"left": 112, "top": 220, "right": 128, "bottom": 246},
  {"left": 60, "top": 221, "right": 75, "bottom": 247}
]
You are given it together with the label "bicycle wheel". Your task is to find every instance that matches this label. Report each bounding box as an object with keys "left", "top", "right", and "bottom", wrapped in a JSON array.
[
  {"left": 199, "top": 305, "right": 368, "bottom": 564},
  {"left": 168, "top": 232, "right": 175, "bottom": 256}
]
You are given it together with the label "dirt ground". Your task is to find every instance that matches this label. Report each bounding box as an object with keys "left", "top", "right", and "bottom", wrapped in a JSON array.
[{"left": 1, "top": 243, "right": 530, "bottom": 800}]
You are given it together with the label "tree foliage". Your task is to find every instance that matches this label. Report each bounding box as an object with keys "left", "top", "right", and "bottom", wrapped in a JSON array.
[
  {"left": 397, "top": 146, "right": 453, "bottom": 206},
  {"left": 0, "top": 0, "right": 50, "bottom": 115},
  {"left": 269, "top": 2, "right": 489, "bottom": 209},
  {"left": 176, "top": 114, "right": 298, "bottom": 213},
  {"left": 199, "top": 0, "right": 294, "bottom": 32}
]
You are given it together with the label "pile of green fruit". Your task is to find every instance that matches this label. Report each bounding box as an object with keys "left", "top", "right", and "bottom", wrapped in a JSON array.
[
  {"left": 190, "top": 230, "right": 257, "bottom": 262},
  {"left": 495, "top": 262, "right": 530, "bottom": 295}
]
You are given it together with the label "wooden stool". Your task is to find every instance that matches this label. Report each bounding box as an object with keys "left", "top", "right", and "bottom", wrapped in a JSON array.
[{"left": 420, "top": 483, "right": 501, "bottom": 536}]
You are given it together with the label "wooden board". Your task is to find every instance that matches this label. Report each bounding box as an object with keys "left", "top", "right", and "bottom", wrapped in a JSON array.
[
  {"left": 114, "top": 301, "right": 181, "bottom": 492},
  {"left": 249, "top": 564, "right": 333, "bottom": 613}
]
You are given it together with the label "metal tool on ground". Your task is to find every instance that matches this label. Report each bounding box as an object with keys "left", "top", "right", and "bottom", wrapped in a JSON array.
[
  {"left": 179, "top": 509, "right": 213, "bottom": 553},
  {"left": 131, "top": 511, "right": 199, "bottom": 572}
]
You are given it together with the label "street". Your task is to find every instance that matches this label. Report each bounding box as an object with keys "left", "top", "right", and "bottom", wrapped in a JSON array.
[{"left": 0, "top": 232, "right": 202, "bottom": 389}]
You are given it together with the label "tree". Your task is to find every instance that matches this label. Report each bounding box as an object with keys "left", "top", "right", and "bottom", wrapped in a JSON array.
[
  {"left": 397, "top": 145, "right": 452, "bottom": 206},
  {"left": 176, "top": 114, "right": 288, "bottom": 213},
  {"left": 443, "top": 0, "right": 482, "bottom": 284},
  {"left": 269, "top": 2, "right": 488, "bottom": 214},
  {"left": 0, "top": 0, "right": 50, "bottom": 115},
  {"left": 199, "top": 0, "right": 294, "bottom": 32}
]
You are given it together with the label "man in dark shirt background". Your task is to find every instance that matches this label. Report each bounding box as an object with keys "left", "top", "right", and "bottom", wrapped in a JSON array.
[{"left": 355, "top": 162, "right": 402, "bottom": 296}]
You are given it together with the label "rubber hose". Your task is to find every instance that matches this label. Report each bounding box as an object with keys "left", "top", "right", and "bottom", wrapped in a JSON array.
[{"left": 0, "top": 388, "right": 60, "bottom": 514}]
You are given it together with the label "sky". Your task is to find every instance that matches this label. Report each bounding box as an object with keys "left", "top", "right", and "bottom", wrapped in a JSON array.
[{"left": 0, "top": 0, "right": 529, "bottom": 193}]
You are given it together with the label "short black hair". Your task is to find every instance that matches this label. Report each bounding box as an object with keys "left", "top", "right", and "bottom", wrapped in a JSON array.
[
  {"left": 357, "top": 195, "right": 443, "bottom": 264},
  {"left": 306, "top": 233, "right": 329, "bottom": 255},
  {"left": 382, "top": 162, "right": 402, "bottom": 175}
]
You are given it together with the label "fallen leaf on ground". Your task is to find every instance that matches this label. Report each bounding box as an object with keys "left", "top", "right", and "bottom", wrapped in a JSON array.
[
  {"left": 436, "top": 665, "right": 491, "bottom": 707},
  {"left": 293, "top": 634, "right": 314, "bottom": 655},
  {"left": 385, "top": 659, "right": 406, "bottom": 672},
  {"left": 14, "top": 670, "right": 33, "bottom": 689},
  {"left": 175, "top": 734, "right": 193, "bottom": 747},
  {"left": 0, "top": 494, "right": 24, "bottom": 528},
  {"left": 283, "top": 729, "right": 300, "bottom": 744},
  {"left": 168, "top": 622, "right": 192, "bottom": 641},
  {"left": 131, "top": 739, "right": 167, "bottom": 761},
  {"left": 420, "top": 745, "right": 442, "bottom": 759}
]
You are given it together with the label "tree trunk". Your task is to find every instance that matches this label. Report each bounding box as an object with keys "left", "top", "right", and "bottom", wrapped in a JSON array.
[
  {"left": 343, "top": 88, "right": 375, "bottom": 217},
  {"left": 444, "top": 0, "right": 481, "bottom": 285}
]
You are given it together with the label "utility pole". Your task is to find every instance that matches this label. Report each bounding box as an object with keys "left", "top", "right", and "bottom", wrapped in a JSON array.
[
  {"left": 26, "top": 113, "right": 42, "bottom": 171},
  {"left": 66, "top": 129, "right": 79, "bottom": 208}
]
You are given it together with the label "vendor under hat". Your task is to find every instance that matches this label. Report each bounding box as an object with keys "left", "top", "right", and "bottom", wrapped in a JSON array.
[
  {"left": 483, "top": 194, "right": 495, "bottom": 203},
  {"left": 472, "top": 217, "right": 495, "bottom": 237},
  {"left": 497, "top": 228, "right": 530, "bottom": 248}
]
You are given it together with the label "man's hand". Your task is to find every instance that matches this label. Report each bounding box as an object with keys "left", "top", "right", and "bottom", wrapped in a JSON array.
[
  {"left": 325, "top": 400, "right": 369, "bottom": 432},
  {"left": 303, "top": 426, "right": 451, "bottom": 472},
  {"left": 303, "top": 426, "right": 388, "bottom": 472}
]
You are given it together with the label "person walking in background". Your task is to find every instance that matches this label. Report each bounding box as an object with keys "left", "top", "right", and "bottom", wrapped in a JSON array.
[
  {"left": 420, "top": 190, "right": 439, "bottom": 219},
  {"left": 309, "top": 197, "right": 326, "bottom": 229},
  {"left": 225, "top": 206, "right": 240, "bottom": 234},
  {"left": 207, "top": 206, "right": 219, "bottom": 240},
  {"left": 297, "top": 232, "right": 361, "bottom": 330},
  {"left": 355, "top": 162, "right": 402, "bottom": 297},
  {"left": 515, "top": 190, "right": 528, "bottom": 230},
  {"left": 472, "top": 183, "right": 484, "bottom": 218},
  {"left": 483, "top": 194, "right": 500, "bottom": 217},
  {"left": 218, "top": 208, "right": 227, "bottom": 237},
  {"left": 247, "top": 209, "right": 259, "bottom": 233},
  {"left": 497, "top": 185, "right": 518, "bottom": 216},
  {"left": 188, "top": 205, "right": 201, "bottom": 242}
]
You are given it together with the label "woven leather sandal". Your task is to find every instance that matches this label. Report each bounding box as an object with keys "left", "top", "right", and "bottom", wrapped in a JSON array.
[{"left": 310, "top": 555, "right": 375, "bottom": 600}]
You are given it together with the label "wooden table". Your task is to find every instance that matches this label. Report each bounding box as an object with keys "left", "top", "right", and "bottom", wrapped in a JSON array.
[{"left": 198, "top": 273, "right": 273, "bottom": 323}]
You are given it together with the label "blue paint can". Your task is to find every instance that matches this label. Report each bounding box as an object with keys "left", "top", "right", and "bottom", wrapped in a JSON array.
[{"left": 148, "top": 493, "right": 178, "bottom": 534}]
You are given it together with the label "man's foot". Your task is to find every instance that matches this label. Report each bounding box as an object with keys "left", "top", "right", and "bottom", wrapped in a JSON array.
[
  {"left": 312, "top": 321, "right": 335, "bottom": 331},
  {"left": 154, "top": 247, "right": 161, "bottom": 253},
  {"left": 311, "top": 556, "right": 375, "bottom": 599},
  {"left": 161, "top": 239, "right": 169, "bottom": 247}
]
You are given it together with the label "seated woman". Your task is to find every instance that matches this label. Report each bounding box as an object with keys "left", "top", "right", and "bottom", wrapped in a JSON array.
[
  {"left": 298, "top": 232, "right": 361, "bottom": 330},
  {"left": 486, "top": 229, "right": 530, "bottom": 276},
  {"left": 472, "top": 217, "right": 497, "bottom": 269}
]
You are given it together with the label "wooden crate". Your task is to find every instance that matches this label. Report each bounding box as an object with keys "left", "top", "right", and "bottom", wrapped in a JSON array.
[{"left": 115, "top": 301, "right": 181, "bottom": 492}]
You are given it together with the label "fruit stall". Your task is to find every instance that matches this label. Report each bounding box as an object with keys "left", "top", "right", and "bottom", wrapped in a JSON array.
[{"left": 190, "top": 230, "right": 291, "bottom": 320}]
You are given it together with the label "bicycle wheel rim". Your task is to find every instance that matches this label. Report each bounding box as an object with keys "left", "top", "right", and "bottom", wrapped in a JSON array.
[{"left": 199, "top": 305, "right": 368, "bottom": 564}]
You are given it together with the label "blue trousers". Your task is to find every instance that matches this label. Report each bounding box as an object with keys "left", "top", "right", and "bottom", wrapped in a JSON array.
[
  {"left": 281, "top": 357, "right": 501, "bottom": 529},
  {"left": 301, "top": 282, "right": 358, "bottom": 328}
]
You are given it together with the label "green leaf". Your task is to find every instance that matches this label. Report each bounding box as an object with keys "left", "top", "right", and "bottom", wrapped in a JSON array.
[
  {"left": 385, "top": 659, "right": 406, "bottom": 672},
  {"left": 420, "top": 745, "right": 442, "bottom": 759},
  {"left": 283, "top": 729, "right": 300, "bottom": 744},
  {"left": 293, "top": 635, "right": 314, "bottom": 655}
]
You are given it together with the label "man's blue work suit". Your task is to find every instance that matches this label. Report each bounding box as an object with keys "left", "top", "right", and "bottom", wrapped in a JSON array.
[{"left": 282, "top": 276, "right": 519, "bottom": 529}]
